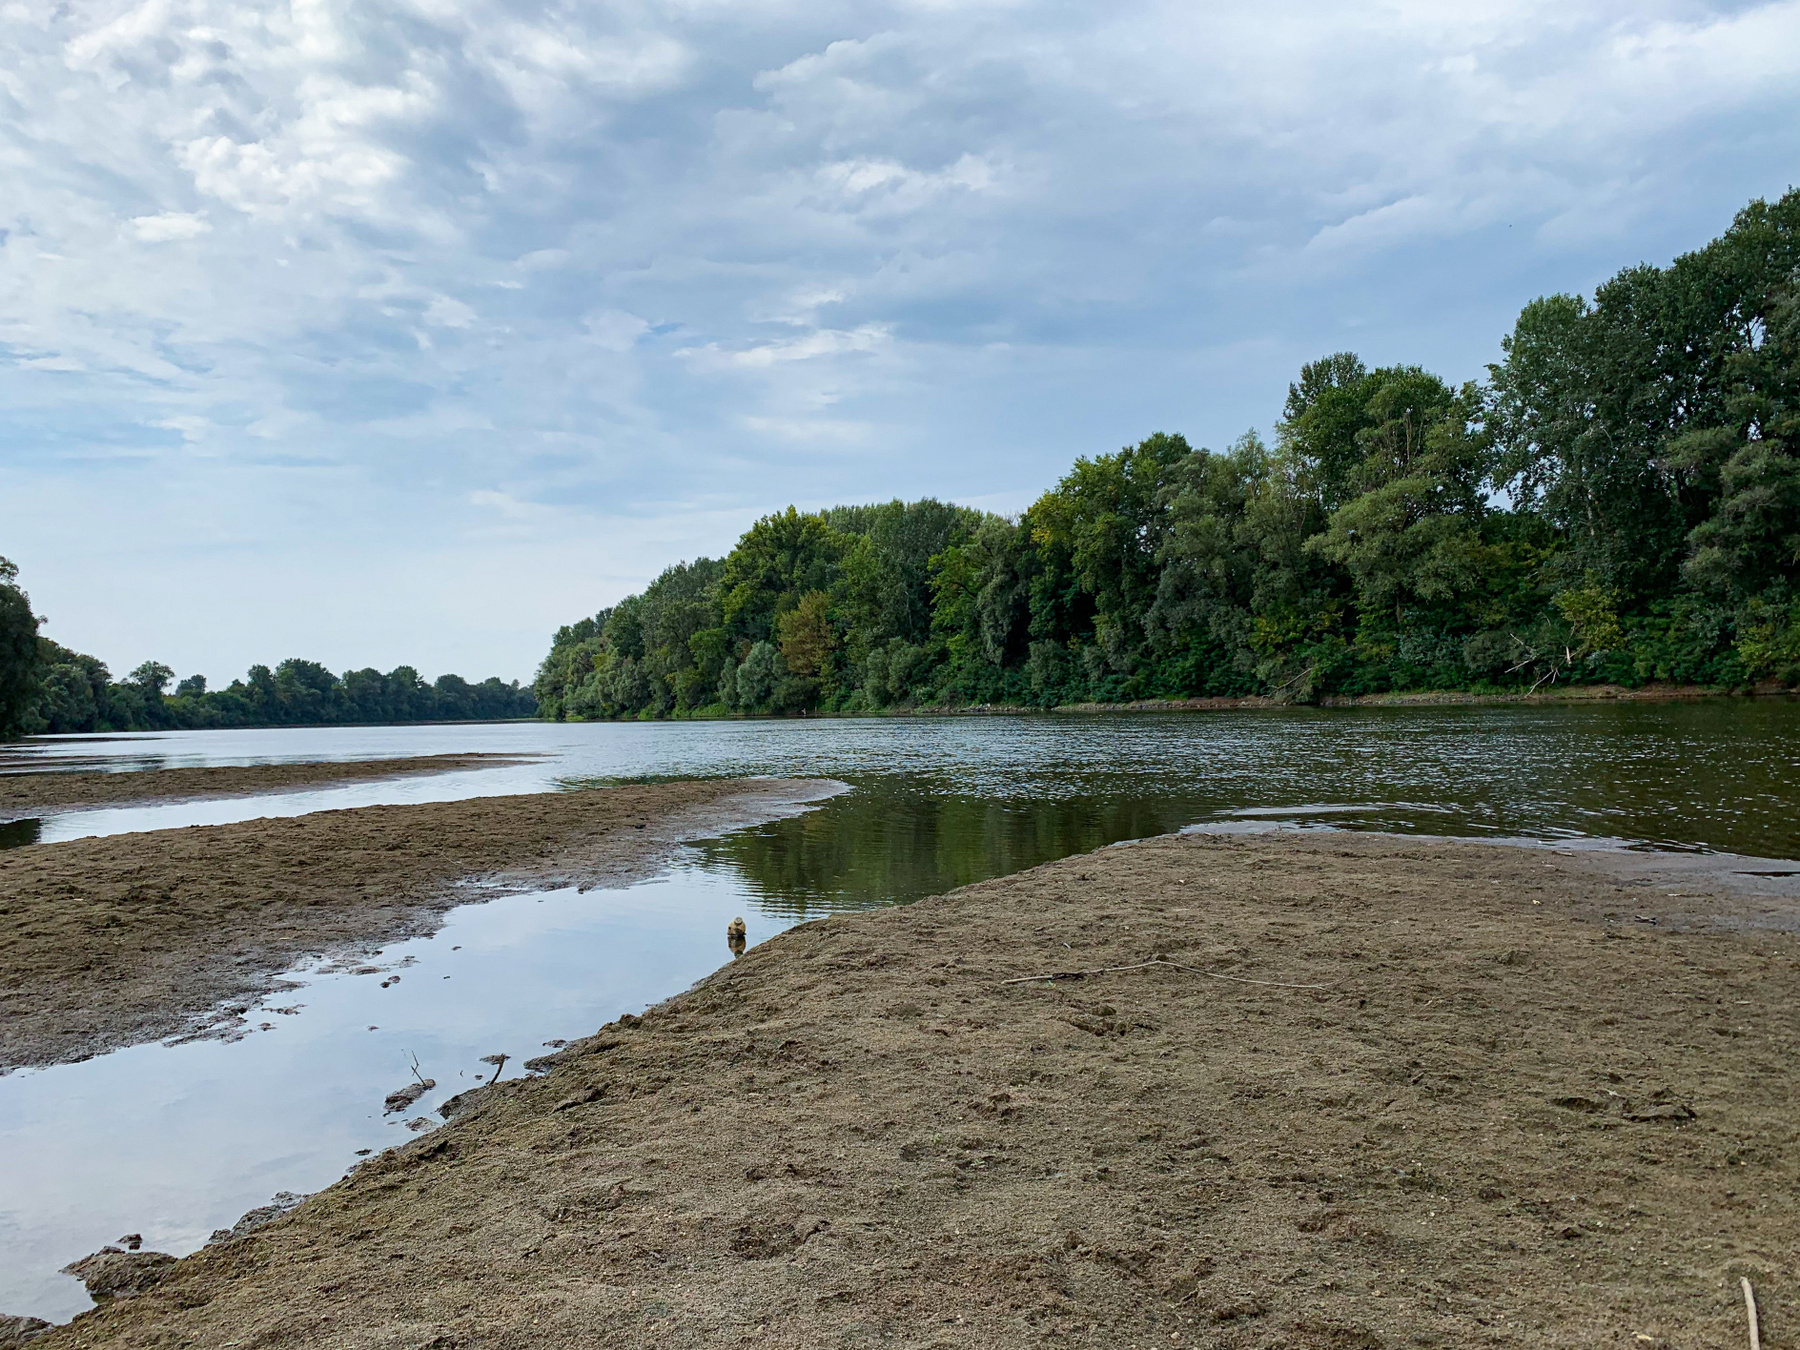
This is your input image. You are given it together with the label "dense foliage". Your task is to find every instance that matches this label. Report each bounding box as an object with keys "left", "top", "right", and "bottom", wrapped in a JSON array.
[
  {"left": 537, "top": 191, "right": 1800, "bottom": 720},
  {"left": 0, "top": 581, "right": 535, "bottom": 737}
]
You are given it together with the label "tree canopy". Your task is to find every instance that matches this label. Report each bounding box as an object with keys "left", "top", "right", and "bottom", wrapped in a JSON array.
[
  {"left": 537, "top": 190, "right": 1800, "bottom": 718},
  {"left": 10, "top": 635, "right": 534, "bottom": 736}
]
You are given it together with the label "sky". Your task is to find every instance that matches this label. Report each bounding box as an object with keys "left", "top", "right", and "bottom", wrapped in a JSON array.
[{"left": 3, "top": 0, "right": 1799, "bottom": 687}]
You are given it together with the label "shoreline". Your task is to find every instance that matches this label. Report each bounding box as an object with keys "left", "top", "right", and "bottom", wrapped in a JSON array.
[
  {"left": 0, "top": 777, "right": 843, "bottom": 1073},
  {"left": 565, "top": 681, "right": 1798, "bottom": 724},
  {"left": 25, "top": 829, "right": 1799, "bottom": 1348},
  {"left": 0, "top": 752, "right": 537, "bottom": 819}
]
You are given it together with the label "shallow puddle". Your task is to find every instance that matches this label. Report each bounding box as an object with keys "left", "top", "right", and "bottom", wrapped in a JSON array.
[{"left": 0, "top": 860, "right": 782, "bottom": 1321}]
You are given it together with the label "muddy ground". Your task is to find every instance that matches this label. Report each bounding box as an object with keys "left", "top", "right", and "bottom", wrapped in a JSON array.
[
  {"left": 27, "top": 830, "right": 1798, "bottom": 1349},
  {"left": 0, "top": 777, "right": 840, "bottom": 1071},
  {"left": 0, "top": 753, "right": 534, "bottom": 817}
]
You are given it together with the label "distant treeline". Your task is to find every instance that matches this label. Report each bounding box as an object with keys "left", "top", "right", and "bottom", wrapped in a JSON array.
[
  {"left": 0, "top": 594, "right": 534, "bottom": 737},
  {"left": 535, "top": 190, "right": 1800, "bottom": 720}
]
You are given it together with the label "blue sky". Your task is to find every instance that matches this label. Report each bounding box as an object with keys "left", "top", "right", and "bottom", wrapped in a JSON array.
[{"left": 3, "top": 0, "right": 1798, "bottom": 685}]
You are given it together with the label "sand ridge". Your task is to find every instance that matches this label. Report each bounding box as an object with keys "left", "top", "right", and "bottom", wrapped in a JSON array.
[
  {"left": 31, "top": 830, "right": 1798, "bottom": 1349},
  {"left": 0, "top": 753, "right": 536, "bottom": 817},
  {"left": 0, "top": 777, "right": 842, "bottom": 1072}
]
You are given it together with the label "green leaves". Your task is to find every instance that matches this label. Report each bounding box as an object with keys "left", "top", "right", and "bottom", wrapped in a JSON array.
[
  {"left": 533, "top": 191, "right": 1800, "bottom": 716},
  {"left": 0, "top": 557, "right": 42, "bottom": 739}
]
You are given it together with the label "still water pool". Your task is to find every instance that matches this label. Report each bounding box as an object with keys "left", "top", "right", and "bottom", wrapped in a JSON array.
[{"left": 1, "top": 702, "right": 1797, "bottom": 1320}]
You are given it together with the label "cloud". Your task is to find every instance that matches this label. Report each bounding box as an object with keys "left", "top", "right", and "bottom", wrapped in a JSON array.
[
  {"left": 469, "top": 488, "right": 537, "bottom": 519},
  {"left": 129, "top": 212, "right": 211, "bottom": 242},
  {"left": 4, "top": 0, "right": 1799, "bottom": 680},
  {"left": 682, "top": 325, "right": 893, "bottom": 369}
]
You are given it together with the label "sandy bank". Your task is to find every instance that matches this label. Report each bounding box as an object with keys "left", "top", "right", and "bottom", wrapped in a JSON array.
[
  {"left": 35, "top": 831, "right": 1798, "bottom": 1348},
  {"left": 0, "top": 777, "right": 841, "bottom": 1071},
  {"left": 0, "top": 753, "right": 533, "bottom": 818}
]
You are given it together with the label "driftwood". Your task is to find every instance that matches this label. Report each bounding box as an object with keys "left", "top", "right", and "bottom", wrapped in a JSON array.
[
  {"left": 1001, "top": 958, "right": 1329, "bottom": 990},
  {"left": 1742, "top": 1277, "right": 1761, "bottom": 1350}
]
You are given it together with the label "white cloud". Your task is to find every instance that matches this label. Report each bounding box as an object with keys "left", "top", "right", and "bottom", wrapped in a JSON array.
[
  {"left": 681, "top": 325, "right": 893, "bottom": 369},
  {"left": 129, "top": 211, "right": 211, "bottom": 242},
  {"left": 582, "top": 309, "right": 648, "bottom": 350},
  {"left": 469, "top": 488, "right": 537, "bottom": 519},
  {"left": 425, "top": 295, "right": 477, "bottom": 329}
]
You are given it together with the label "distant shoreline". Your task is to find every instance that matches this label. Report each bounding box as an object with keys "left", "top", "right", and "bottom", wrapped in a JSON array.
[{"left": 574, "top": 679, "right": 1798, "bottom": 723}]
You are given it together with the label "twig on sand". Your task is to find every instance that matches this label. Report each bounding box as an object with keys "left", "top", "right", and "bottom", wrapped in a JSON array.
[
  {"left": 1000, "top": 958, "right": 1330, "bottom": 991},
  {"left": 1742, "top": 1277, "right": 1761, "bottom": 1350}
]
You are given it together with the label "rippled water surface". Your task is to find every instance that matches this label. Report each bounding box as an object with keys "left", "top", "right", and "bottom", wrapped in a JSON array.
[
  {"left": 6, "top": 701, "right": 1799, "bottom": 860},
  {"left": 2, "top": 702, "right": 1797, "bottom": 1321}
]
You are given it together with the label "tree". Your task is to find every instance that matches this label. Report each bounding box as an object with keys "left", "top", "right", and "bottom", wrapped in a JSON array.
[
  {"left": 717, "top": 508, "right": 846, "bottom": 643},
  {"left": 0, "top": 558, "right": 42, "bottom": 738},
  {"left": 777, "top": 590, "right": 836, "bottom": 681},
  {"left": 1309, "top": 369, "right": 1489, "bottom": 623}
]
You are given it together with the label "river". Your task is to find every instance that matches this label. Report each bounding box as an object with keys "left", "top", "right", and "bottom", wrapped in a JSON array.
[{"left": 1, "top": 701, "right": 1796, "bottom": 1320}]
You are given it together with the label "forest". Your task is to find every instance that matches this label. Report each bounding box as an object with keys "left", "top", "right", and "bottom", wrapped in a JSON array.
[
  {"left": 0, "top": 585, "right": 535, "bottom": 737},
  {"left": 534, "top": 190, "right": 1800, "bottom": 720}
]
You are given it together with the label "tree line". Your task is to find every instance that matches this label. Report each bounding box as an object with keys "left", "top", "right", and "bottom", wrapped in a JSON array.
[
  {"left": 0, "top": 585, "right": 535, "bottom": 737},
  {"left": 535, "top": 190, "right": 1800, "bottom": 720}
]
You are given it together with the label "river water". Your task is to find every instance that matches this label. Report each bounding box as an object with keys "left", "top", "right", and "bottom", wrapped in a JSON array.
[{"left": 2, "top": 702, "right": 1797, "bottom": 1320}]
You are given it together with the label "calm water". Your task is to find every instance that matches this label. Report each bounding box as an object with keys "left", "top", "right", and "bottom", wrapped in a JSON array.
[
  {"left": 6, "top": 701, "right": 1798, "bottom": 863},
  {"left": 2, "top": 702, "right": 1798, "bottom": 1321}
]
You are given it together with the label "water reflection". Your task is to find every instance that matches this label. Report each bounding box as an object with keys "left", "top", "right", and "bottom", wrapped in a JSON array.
[
  {"left": 8, "top": 700, "right": 1800, "bottom": 856},
  {"left": 0, "top": 866, "right": 775, "bottom": 1322},
  {"left": 696, "top": 783, "right": 1212, "bottom": 915}
]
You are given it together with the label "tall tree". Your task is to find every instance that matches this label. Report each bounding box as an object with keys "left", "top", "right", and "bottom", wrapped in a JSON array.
[{"left": 0, "top": 558, "right": 42, "bottom": 739}]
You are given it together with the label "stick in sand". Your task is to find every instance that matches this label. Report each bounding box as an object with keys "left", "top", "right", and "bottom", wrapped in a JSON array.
[{"left": 1742, "top": 1277, "right": 1760, "bottom": 1350}]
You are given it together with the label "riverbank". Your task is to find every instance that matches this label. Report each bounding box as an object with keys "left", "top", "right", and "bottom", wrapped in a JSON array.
[
  {"left": 0, "top": 777, "right": 840, "bottom": 1072},
  {"left": 0, "top": 752, "right": 532, "bottom": 818},
  {"left": 608, "top": 680, "right": 1796, "bottom": 724},
  {"left": 30, "top": 830, "right": 1798, "bottom": 1348}
]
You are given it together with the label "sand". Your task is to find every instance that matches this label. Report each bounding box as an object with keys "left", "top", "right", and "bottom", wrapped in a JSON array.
[
  {"left": 0, "top": 753, "right": 534, "bottom": 817},
  {"left": 22, "top": 829, "right": 1797, "bottom": 1349},
  {"left": 0, "top": 777, "right": 841, "bottom": 1072}
]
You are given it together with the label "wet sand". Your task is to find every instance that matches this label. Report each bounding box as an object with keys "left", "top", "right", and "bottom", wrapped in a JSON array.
[
  {"left": 26, "top": 830, "right": 1798, "bottom": 1348},
  {"left": 0, "top": 777, "right": 841, "bottom": 1072},
  {"left": 0, "top": 753, "right": 534, "bottom": 818}
]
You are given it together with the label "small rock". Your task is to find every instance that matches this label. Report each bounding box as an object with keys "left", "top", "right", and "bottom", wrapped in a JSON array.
[
  {"left": 1549, "top": 1095, "right": 1605, "bottom": 1113},
  {"left": 383, "top": 1079, "right": 435, "bottom": 1113},
  {"left": 1624, "top": 1100, "right": 1696, "bottom": 1122},
  {"left": 60, "top": 1250, "right": 176, "bottom": 1298},
  {"left": 0, "top": 1314, "right": 52, "bottom": 1346},
  {"left": 438, "top": 1085, "right": 491, "bottom": 1120},
  {"left": 205, "top": 1191, "right": 304, "bottom": 1246}
]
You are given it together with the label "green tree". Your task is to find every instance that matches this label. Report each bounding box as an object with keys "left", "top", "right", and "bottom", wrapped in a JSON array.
[
  {"left": 0, "top": 558, "right": 43, "bottom": 739},
  {"left": 718, "top": 508, "right": 847, "bottom": 644},
  {"left": 1309, "top": 369, "right": 1489, "bottom": 624}
]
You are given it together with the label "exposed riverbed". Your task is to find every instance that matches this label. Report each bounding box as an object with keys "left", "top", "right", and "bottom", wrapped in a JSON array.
[{"left": 3, "top": 703, "right": 1798, "bottom": 1335}]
